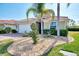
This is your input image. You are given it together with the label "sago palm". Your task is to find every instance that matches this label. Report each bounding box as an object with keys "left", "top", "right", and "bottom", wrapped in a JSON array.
[{"left": 26, "top": 3, "right": 55, "bottom": 36}]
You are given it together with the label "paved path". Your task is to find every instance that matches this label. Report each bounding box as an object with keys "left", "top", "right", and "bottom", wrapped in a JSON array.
[
  {"left": 7, "top": 38, "right": 57, "bottom": 56},
  {"left": 0, "top": 34, "right": 74, "bottom": 56},
  {"left": 7, "top": 36, "right": 74, "bottom": 56},
  {"left": 60, "top": 50, "right": 77, "bottom": 56}
]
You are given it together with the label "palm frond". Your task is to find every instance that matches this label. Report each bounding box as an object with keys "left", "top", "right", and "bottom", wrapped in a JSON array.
[
  {"left": 44, "top": 9, "right": 55, "bottom": 19},
  {"left": 26, "top": 8, "right": 36, "bottom": 20},
  {"left": 33, "top": 3, "right": 45, "bottom": 15}
]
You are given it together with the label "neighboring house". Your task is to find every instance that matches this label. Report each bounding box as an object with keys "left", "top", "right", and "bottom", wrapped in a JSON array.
[
  {"left": 0, "top": 20, "right": 17, "bottom": 29},
  {"left": 0, "top": 15, "right": 70, "bottom": 33}
]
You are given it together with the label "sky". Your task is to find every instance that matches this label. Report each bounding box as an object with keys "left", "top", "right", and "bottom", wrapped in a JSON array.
[{"left": 0, "top": 3, "right": 79, "bottom": 24}]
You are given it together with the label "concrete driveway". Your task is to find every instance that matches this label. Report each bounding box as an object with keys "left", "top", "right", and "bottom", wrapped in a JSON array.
[{"left": 0, "top": 33, "right": 24, "bottom": 40}]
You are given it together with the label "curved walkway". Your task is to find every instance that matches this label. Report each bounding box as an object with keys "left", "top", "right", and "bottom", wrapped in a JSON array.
[{"left": 7, "top": 36, "right": 74, "bottom": 56}]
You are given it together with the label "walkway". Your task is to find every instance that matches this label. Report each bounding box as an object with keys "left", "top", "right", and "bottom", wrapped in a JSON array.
[{"left": 7, "top": 36, "right": 74, "bottom": 56}]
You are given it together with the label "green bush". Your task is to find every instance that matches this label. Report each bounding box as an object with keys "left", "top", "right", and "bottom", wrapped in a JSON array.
[
  {"left": 11, "top": 29, "right": 17, "bottom": 33},
  {"left": 60, "top": 29, "right": 68, "bottom": 37},
  {"left": 50, "top": 29, "right": 57, "bottom": 35},
  {"left": 43, "top": 29, "right": 68, "bottom": 37},
  {"left": 0, "top": 30, "right": 6, "bottom": 34},
  {"left": 1, "top": 30, "right": 6, "bottom": 34},
  {"left": 5, "top": 27, "right": 12, "bottom": 33},
  {"left": 30, "top": 23, "right": 39, "bottom": 44},
  {"left": 30, "top": 31, "right": 38, "bottom": 44},
  {"left": 0, "top": 28, "right": 3, "bottom": 31},
  {"left": 68, "top": 28, "right": 79, "bottom": 31},
  {"left": 43, "top": 29, "right": 50, "bottom": 34}
]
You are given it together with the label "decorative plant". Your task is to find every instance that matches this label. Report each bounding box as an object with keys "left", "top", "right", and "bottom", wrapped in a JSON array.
[
  {"left": 11, "top": 29, "right": 17, "bottom": 33},
  {"left": 26, "top": 3, "right": 55, "bottom": 36},
  {"left": 5, "top": 27, "right": 12, "bottom": 33},
  {"left": 30, "top": 23, "right": 39, "bottom": 44}
]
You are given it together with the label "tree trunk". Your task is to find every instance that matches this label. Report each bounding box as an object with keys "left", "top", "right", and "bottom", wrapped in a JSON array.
[
  {"left": 57, "top": 3, "right": 60, "bottom": 36},
  {"left": 41, "top": 18, "right": 43, "bottom": 36}
]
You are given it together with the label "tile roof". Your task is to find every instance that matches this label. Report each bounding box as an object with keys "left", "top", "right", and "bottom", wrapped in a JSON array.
[
  {"left": 0, "top": 20, "right": 16, "bottom": 22},
  {"left": 0, "top": 20, "right": 16, "bottom": 24}
]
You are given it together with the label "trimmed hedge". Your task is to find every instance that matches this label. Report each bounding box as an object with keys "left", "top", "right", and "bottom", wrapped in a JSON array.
[
  {"left": 68, "top": 28, "right": 79, "bottom": 31},
  {"left": 11, "top": 29, "right": 17, "bottom": 33},
  {"left": 60, "top": 29, "right": 68, "bottom": 37},
  {"left": 0, "top": 30, "right": 6, "bottom": 34},
  {"left": 50, "top": 29, "right": 57, "bottom": 35},
  {"left": 0, "top": 27, "right": 18, "bottom": 34},
  {"left": 43, "top": 29, "right": 68, "bottom": 37},
  {"left": 43, "top": 29, "right": 50, "bottom": 34}
]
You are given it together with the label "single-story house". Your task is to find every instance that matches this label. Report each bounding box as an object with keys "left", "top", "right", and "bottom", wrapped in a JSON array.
[{"left": 0, "top": 15, "right": 70, "bottom": 34}]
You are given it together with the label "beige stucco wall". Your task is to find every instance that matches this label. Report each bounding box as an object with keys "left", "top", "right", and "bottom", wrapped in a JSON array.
[
  {"left": 43, "top": 19, "right": 68, "bottom": 30},
  {"left": 43, "top": 20, "right": 51, "bottom": 29},
  {"left": 41, "top": 14, "right": 69, "bottom": 30},
  {"left": 58, "top": 21, "right": 67, "bottom": 29},
  {"left": 4, "top": 24, "right": 17, "bottom": 29},
  {"left": 42, "top": 14, "right": 53, "bottom": 29}
]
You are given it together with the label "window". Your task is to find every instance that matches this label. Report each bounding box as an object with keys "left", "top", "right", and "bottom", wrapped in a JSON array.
[{"left": 50, "top": 22, "right": 56, "bottom": 29}]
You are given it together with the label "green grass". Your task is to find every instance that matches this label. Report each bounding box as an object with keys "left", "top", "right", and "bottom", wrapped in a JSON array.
[
  {"left": 0, "top": 39, "right": 13, "bottom": 56},
  {"left": 47, "top": 45, "right": 64, "bottom": 56},
  {"left": 46, "top": 31, "right": 79, "bottom": 56},
  {"left": 62, "top": 31, "right": 79, "bottom": 56}
]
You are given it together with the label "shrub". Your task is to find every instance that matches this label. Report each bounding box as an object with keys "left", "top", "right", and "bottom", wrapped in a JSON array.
[
  {"left": 11, "top": 29, "right": 17, "bottom": 33},
  {"left": 0, "top": 28, "right": 6, "bottom": 34},
  {"left": 5, "top": 27, "right": 12, "bottom": 33},
  {"left": 1, "top": 30, "right": 6, "bottom": 34},
  {"left": 30, "top": 31, "right": 38, "bottom": 44},
  {"left": 68, "top": 28, "right": 79, "bottom": 31},
  {"left": 30, "top": 23, "right": 39, "bottom": 44},
  {"left": 0, "top": 29, "right": 6, "bottom": 34},
  {"left": 0, "top": 28, "right": 3, "bottom": 31},
  {"left": 50, "top": 29, "right": 57, "bottom": 35},
  {"left": 43, "top": 29, "right": 50, "bottom": 34},
  {"left": 60, "top": 29, "right": 68, "bottom": 37}
]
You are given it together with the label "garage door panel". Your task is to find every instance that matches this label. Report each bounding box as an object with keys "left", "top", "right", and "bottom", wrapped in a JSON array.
[{"left": 18, "top": 25, "right": 32, "bottom": 33}]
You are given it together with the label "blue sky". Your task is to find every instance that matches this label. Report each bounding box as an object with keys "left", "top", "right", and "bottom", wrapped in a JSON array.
[{"left": 0, "top": 3, "right": 79, "bottom": 23}]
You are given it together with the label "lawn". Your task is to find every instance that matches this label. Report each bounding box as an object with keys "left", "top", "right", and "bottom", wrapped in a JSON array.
[
  {"left": 0, "top": 39, "right": 13, "bottom": 56},
  {"left": 46, "top": 31, "right": 79, "bottom": 56},
  {"left": 63, "top": 31, "right": 79, "bottom": 55}
]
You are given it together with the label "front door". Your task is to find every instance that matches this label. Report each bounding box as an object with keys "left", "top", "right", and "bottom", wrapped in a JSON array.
[{"left": 36, "top": 22, "right": 41, "bottom": 34}]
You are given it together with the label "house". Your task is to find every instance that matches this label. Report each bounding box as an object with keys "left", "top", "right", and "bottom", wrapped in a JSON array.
[
  {"left": 0, "top": 15, "right": 70, "bottom": 34},
  {"left": 0, "top": 20, "right": 17, "bottom": 29}
]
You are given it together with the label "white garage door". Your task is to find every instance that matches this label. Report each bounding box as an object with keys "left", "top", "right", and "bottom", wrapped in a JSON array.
[{"left": 18, "top": 24, "right": 32, "bottom": 33}]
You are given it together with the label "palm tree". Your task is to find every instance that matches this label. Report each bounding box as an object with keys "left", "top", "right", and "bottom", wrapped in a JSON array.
[
  {"left": 56, "top": 3, "right": 70, "bottom": 36},
  {"left": 26, "top": 3, "right": 55, "bottom": 36}
]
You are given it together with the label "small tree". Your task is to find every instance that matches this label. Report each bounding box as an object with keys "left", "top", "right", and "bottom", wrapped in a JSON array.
[{"left": 31, "top": 23, "right": 39, "bottom": 44}]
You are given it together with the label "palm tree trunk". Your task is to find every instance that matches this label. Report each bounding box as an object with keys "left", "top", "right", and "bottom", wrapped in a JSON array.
[
  {"left": 57, "top": 3, "right": 60, "bottom": 36},
  {"left": 41, "top": 18, "right": 43, "bottom": 36}
]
